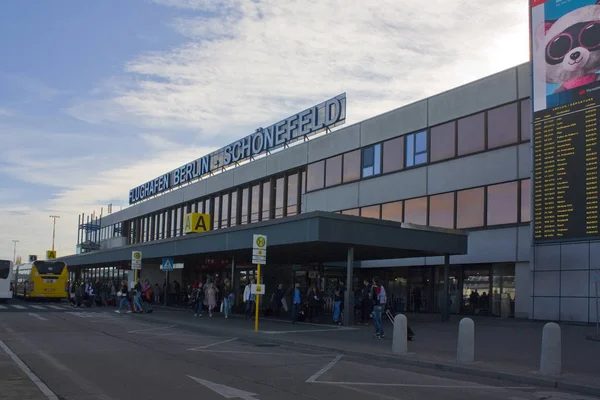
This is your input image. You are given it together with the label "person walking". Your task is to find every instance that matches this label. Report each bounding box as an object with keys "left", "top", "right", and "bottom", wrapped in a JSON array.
[
  {"left": 205, "top": 281, "right": 219, "bottom": 318},
  {"left": 243, "top": 279, "right": 256, "bottom": 319},
  {"left": 291, "top": 283, "right": 302, "bottom": 324},
  {"left": 307, "top": 286, "right": 323, "bottom": 323},
  {"left": 194, "top": 282, "right": 205, "bottom": 317},
  {"left": 221, "top": 279, "right": 234, "bottom": 319},
  {"left": 133, "top": 278, "right": 143, "bottom": 313},
  {"left": 371, "top": 277, "right": 387, "bottom": 339},
  {"left": 332, "top": 282, "right": 345, "bottom": 325},
  {"left": 115, "top": 280, "right": 132, "bottom": 314},
  {"left": 360, "top": 279, "right": 372, "bottom": 325}
]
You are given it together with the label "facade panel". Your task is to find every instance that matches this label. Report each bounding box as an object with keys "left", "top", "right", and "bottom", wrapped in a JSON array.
[
  {"left": 358, "top": 168, "right": 427, "bottom": 207},
  {"left": 266, "top": 142, "right": 308, "bottom": 175},
  {"left": 307, "top": 124, "right": 361, "bottom": 163},
  {"left": 359, "top": 100, "right": 428, "bottom": 147},
  {"left": 534, "top": 245, "right": 561, "bottom": 271},
  {"left": 560, "top": 298, "right": 589, "bottom": 323},
  {"left": 233, "top": 158, "right": 267, "bottom": 186},
  {"left": 183, "top": 179, "right": 208, "bottom": 202},
  {"left": 304, "top": 182, "right": 360, "bottom": 212},
  {"left": 428, "top": 68, "right": 518, "bottom": 126},
  {"left": 206, "top": 169, "right": 235, "bottom": 194},
  {"left": 450, "top": 228, "right": 517, "bottom": 264},
  {"left": 516, "top": 62, "right": 531, "bottom": 99},
  {"left": 427, "top": 147, "right": 518, "bottom": 194},
  {"left": 533, "top": 297, "right": 560, "bottom": 321}
]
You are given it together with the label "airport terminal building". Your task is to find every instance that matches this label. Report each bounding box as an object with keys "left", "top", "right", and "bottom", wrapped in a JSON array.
[{"left": 60, "top": 62, "right": 598, "bottom": 324}]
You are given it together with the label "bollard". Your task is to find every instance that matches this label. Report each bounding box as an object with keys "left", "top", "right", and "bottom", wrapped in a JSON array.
[
  {"left": 392, "top": 314, "right": 408, "bottom": 354},
  {"left": 540, "top": 322, "right": 561, "bottom": 376},
  {"left": 457, "top": 317, "right": 475, "bottom": 363}
]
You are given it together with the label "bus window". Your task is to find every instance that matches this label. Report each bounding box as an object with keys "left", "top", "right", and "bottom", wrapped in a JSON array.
[
  {"left": 35, "top": 261, "right": 65, "bottom": 275},
  {"left": 0, "top": 261, "right": 9, "bottom": 279}
]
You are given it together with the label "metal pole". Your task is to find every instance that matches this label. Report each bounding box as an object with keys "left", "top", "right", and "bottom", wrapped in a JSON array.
[
  {"left": 164, "top": 270, "right": 168, "bottom": 306},
  {"left": 595, "top": 267, "right": 599, "bottom": 338},
  {"left": 442, "top": 254, "right": 450, "bottom": 322},
  {"left": 12, "top": 240, "right": 18, "bottom": 264},
  {"left": 49, "top": 215, "right": 60, "bottom": 251},
  {"left": 343, "top": 246, "right": 354, "bottom": 327},
  {"left": 255, "top": 263, "right": 261, "bottom": 332}
]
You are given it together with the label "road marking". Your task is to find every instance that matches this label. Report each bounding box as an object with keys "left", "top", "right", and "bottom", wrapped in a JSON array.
[
  {"left": 340, "top": 384, "right": 402, "bottom": 400},
  {"left": 28, "top": 313, "right": 48, "bottom": 321},
  {"left": 263, "top": 327, "right": 357, "bottom": 334},
  {"left": 0, "top": 338, "right": 58, "bottom": 400},
  {"left": 127, "top": 324, "right": 175, "bottom": 334},
  {"left": 192, "top": 349, "right": 336, "bottom": 357},
  {"left": 306, "top": 355, "right": 343, "bottom": 383},
  {"left": 48, "top": 305, "right": 63, "bottom": 310},
  {"left": 188, "top": 337, "right": 239, "bottom": 351},
  {"left": 311, "top": 381, "right": 536, "bottom": 389},
  {"left": 30, "top": 305, "right": 47, "bottom": 310},
  {"left": 187, "top": 375, "right": 259, "bottom": 399},
  {"left": 11, "top": 305, "right": 26, "bottom": 309},
  {"left": 0, "top": 304, "right": 6, "bottom": 309}
]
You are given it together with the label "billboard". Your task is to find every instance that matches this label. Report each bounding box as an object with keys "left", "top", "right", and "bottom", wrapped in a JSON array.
[{"left": 531, "top": 0, "right": 600, "bottom": 243}]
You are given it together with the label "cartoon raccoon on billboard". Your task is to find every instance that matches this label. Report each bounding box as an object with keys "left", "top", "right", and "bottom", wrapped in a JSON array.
[{"left": 532, "top": 0, "right": 600, "bottom": 111}]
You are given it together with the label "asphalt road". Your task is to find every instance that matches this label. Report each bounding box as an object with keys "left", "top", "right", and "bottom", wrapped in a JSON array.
[{"left": 0, "top": 299, "right": 597, "bottom": 400}]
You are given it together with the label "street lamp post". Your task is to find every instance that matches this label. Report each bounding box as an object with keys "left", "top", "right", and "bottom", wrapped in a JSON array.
[
  {"left": 49, "top": 215, "right": 60, "bottom": 252},
  {"left": 12, "top": 240, "right": 19, "bottom": 264}
]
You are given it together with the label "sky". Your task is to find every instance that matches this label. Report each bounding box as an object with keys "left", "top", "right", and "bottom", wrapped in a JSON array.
[{"left": 0, "top": 0, "right": 530, "bottom": 262}]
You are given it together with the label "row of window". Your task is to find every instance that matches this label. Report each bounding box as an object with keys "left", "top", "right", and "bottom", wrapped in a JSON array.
[
  {"left": 306, "top": 98, "right": 531, "bottom": 192},
  {"left": 127, "top": 169, "right": 307, "bottom": 244},
  {"left": 339, "top": 179, "right": 531, "bottom": 230}
]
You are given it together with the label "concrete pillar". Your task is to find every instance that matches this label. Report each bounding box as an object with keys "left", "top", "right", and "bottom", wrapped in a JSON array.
[
  {"left": 441, "top": 254, "right": 450, "bottom": 322},
  {"left": 540, "top": 322, "right": 561, "bottom": 375},
  {"left": 392, "top": 314, "right": 408, "bottom": 354},
  {"left": 343, "top": 247, "right": 354, "bottom": 327},
  {"left": 457, "top": 317, "right": 475, "bottom": 363}
]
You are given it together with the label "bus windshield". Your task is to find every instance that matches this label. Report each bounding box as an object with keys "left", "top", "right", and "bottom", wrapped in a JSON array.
[
  {"left": 0, "top": 260, "right": 10, "bottom": 279},
  {"left": 35, "top": 261, "right": 65, "bottom": 275}
]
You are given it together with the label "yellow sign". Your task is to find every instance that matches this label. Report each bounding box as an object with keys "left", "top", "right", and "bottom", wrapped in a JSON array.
[
  {"left": 46, "top": 250, "right": 56, "bottom": 259},
  {"left": 133, "top": 252, "right": 141, "bottom": 260},
  {"left": 184, "top": 213, "right": 211, "bottom": 234},
  {"left": 256, "top": 236, "right": 266, "bottom": 247}
]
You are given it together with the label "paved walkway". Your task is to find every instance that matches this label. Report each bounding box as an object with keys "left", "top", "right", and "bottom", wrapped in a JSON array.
[{"left": 151, "top": 306, "right": 600, "bottom": 394}]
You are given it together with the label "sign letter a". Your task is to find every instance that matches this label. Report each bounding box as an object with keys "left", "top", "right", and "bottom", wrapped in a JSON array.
[
  {"left": 195, "top": 215, "right": 207, "bottom": 231},
  {"left": 184, "top": 214, "right": 192, "bottom": 233}
]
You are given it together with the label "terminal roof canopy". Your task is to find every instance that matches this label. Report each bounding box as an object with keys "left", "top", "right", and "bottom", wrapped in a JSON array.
[{"left": 59, "top": 211, "right": 468, "bottom": 267}]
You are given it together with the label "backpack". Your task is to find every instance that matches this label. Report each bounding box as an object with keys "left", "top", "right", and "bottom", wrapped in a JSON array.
[{"left": 377, "top": 285, "right": 387, "bottom": 305}]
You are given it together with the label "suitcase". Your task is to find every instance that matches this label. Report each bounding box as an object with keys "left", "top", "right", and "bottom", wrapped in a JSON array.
[{"left": 386, "top": 310, "right": 415, "bottom": 340}]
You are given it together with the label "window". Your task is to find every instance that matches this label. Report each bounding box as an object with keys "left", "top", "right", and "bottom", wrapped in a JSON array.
[
  {"left": 457, "top": 187, "right": 484, "bottom": 228},
  {"left": 404, "top": 197, "right": 427, "bottom": 225},
  {"left": 382, "top": 137, "right": 404, "bottom": 173},
  {"left": 343, "top": 150, "right": 361, "bottom": 183},
  {"left": 176, "top": 208, "right": 182, "bottom": 236},
  {"left": 405, "top": 131, "right": 427, "bottom": 167},
  {"left": 487, "top": 181, "right": 518, "bottom": 225},
  {"left": 301, "top": 170, "right": 307, "bottom": 194},
  {"left": 307, "top": 161, "right": 325, "bottom": 191},
  {"left": 262, "top": 180, "right": 271, "bottom": 221},
  {"left": 241, "top": 188, "right": 249, "bottom": 224},
  {"left": 488, "top": 102, "right": 518, "bottom": 149},
  {"left": 457, "top": 113, "right": 485, "bottom": 156},
  {"left": 360, "top": 205, "right": 380, "bottom": 219},
  {"left": 382, "top": 201, "right": 403, "bottom": 222},
  {"left": 341, "top": 208, "right": 359, "bottom": 216},
  {"left": 521, "top": 179, "right": 531, "bottom": 223},
  {"left": 275, "top": 177, "right": 285, "bottom": 218},
  {"left": 221, "top": 193, "right": 229, "bottom": 228},
  {"left": 520, "top": 99, "right": 531, "bottom": 141},
  {"left": 430, "top": 122, "right": 455, "bottom": 162},
  {"left": 325, "top": 155, "right": 342, "bottom": 187},
  {"left": 250, "top": 184, "right": 260, "bottom": 223},
  {"left": 230, "top": 191, "right": 238, "bottom": 227},
  {"left": 287, "top": 173, "right": 299, "bottom": 216},
  {"left": 429, "top": 192, "right": 455, "bottom": 229},
  {"left": 362, "top": 144, "right": 381, "bottom": 177},
  {"left": 213, "top": 196, "right": 221, "bottom": 230}
]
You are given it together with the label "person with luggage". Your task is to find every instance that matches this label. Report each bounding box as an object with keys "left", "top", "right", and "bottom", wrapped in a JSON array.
[
  {"left": 371, "top": 277, "right": 387, "bottom": 339},
  {"left": 115, "top": 280, "right": 132, "bottom": 314}
]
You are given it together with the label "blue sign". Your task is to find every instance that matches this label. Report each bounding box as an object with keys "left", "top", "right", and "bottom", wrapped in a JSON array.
[
  {"left": 128, "top": 93, "right": 347, "bottom": 205},
  {"left": 161, "top": 258, "right": 174, "bottom": 271}
]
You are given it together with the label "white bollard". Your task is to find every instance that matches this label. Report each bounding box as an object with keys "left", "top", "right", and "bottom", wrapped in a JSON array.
[
  {"left": 540, "top": 322, "right": 561, "bottom": 376},
  {"left": 457, "top": 317, "right": 475, "bottom": 363},
  {"left": 392, "top": 314, "right": 408, "bottom": 354}
]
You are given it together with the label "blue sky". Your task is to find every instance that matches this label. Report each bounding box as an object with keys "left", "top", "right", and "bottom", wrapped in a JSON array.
[{"left": 0, "top": 0, "right": 530, "bottom": 261}]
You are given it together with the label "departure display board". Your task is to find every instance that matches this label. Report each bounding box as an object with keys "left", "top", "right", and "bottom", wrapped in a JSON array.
[
  {"left": 533, "top": 98, "right": 600, "bottom": 242},
  {"left": 530, "top": 0, "right": 600, "bottom": 243}
]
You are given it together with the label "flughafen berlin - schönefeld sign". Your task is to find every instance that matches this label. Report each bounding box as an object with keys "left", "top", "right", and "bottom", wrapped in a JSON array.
[{"left": 128, "top": 93, "right": 347, "bottom": 205}]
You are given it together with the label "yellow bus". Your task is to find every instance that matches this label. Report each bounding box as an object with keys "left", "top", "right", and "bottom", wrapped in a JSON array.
[{"left": 15, "top": 260, "right": 68, "bottom": 299}]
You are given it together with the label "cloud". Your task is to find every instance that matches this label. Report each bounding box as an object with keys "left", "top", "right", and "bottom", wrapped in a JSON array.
[{"left": 1, "top": 0, "right": 530, "bottom": 260}]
